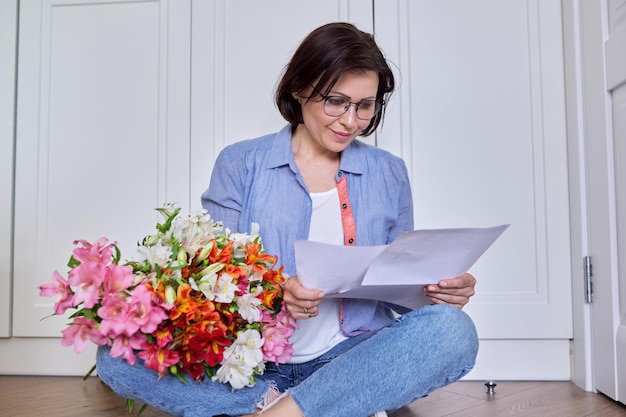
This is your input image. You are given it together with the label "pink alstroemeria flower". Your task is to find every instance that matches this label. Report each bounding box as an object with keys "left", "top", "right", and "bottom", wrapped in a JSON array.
[
  {"left": 261, "top": 327, "right": 295, "bottom": 363},
  {"left": 102, "top": 264, "right": 135, "bottom": 297},
  {"left": 61, "top": 317, "right": 106, "bottom": 354},
  {"left": 127, "top": 284, "right": 168, "bottom": 334},
  {"left": 68, "top": 261, "right": 106, "bottom": 309},
  {"left": 72, "top": 238, "right": 115, "bottom": 264},
  {"left": 109, "top": 333, "right": 147, "bottom": 365},
  {"left": 98, "top": 295, "right": 131, "bottom": 337},
  {"left": 260, "top": 307, "right": 297, "bottom": 364},
  {"left": 38, "top": 271, "right": 75, "bottom": 315}
]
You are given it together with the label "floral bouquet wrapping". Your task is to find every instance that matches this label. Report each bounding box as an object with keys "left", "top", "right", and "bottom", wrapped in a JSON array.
[{"left": 39, "top": 203, "right": 297, "bottom": 390}]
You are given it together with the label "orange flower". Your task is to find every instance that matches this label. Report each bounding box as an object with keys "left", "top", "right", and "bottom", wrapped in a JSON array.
[
  {"left": 263, "top": 267, "right": 285, "bottom": 286},
  {"left": 211, "top": 241, "right": 233, "bottom": 264},
  {"left": 246, "top": 242, "right": 277, "bottom": 275},
  {"left": 224, "top": 264, "right": 246, "bottom": 280},
  {"left": 259, "top": 288, "right": 281, "bottom": 310},
  {"left": 169, "top": 284, "right": 195, "bottom": 322}
]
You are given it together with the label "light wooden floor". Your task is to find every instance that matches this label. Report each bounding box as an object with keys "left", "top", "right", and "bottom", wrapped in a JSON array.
[{"left": 1, "top": 376, "right": 625, "bottom": 417}]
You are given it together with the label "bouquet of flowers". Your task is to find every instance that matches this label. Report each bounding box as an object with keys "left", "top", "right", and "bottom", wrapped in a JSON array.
[{"left": 39, "top": 203, "right": 297, "bottom": 390}]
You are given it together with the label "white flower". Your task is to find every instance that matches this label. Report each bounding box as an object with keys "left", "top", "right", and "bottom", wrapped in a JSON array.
[
  {"left": 213, "top": 329, "right": 264, "bottom": 389},
  {"left": 189, "top": 263, "right": 226, "bottom": 301},
  {"left": 142, "top": 233, "right": 160, "bottom": 246},
  {"left": 228, "top": 223, "right": 260, "bottom": 245},
  {"left": 189, "top": 274, "right": 217, "bottom": 301},
  {"left": 169, "top": 210, "right": 223, "bottom": 253},
  {"left": 235, "top": 329, "right": 264, "bottom": 362},
  {"left": 236, "top": 287, "right": 262, "bottom": 323},
  {"left": 156, "top": 202, "right": 179, "bottom": 217},
  {"left": 228, "top": 223, "right": 263, "bottom": 260},
  {"left": 135, "top": 244, "right": 173, "bottom": 269},
  {"left": 214, "top": 273, "right": 238, "bottom": 303},
  {"left": 213, "top": 353, "right": 254, "bottom": 389}
]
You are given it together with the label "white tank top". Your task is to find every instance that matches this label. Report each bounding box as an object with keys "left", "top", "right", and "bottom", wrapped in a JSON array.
[{"left": 288, "top": 187, "right": 348, "bottom": 364}]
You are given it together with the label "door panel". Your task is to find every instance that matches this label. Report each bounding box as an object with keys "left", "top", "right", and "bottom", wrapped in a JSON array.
[{"left": 13, "top": 0, "right": 191, "bottom": 340}]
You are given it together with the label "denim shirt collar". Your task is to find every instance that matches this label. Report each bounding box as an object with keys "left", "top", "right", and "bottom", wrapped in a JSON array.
[{"left": 267, "top": 124, "right": 365, "bottom": 176}]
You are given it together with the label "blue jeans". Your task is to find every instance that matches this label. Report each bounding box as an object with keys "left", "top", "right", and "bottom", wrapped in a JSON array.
[{"left": 96, "top": 304, "right": 478, "bottom": 417}]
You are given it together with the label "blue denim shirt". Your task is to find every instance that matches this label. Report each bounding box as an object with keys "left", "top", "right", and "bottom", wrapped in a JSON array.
[{"left": 201, "top": 125, "right": 414, "bottom": 334}]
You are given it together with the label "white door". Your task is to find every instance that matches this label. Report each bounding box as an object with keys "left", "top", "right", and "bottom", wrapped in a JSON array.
[
  {"left": 375, "top": 0, "right": 572, "bottom": 380},
  {"left": 563, "top": 0, "right": 626, "bottom": 402},
  {"left": 5, "top": 0, "right": 192, "bottom": 374},
  {"left": 597, "top": 0, "right": 626, "bottom": 402}
]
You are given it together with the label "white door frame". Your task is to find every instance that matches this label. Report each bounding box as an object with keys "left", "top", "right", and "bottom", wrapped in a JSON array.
[
  {"left": 562, "top": 0, "right": 595, "bottom": 393},
  {"left": 563, "top": 0, "right": 626, "bottom": 401}
]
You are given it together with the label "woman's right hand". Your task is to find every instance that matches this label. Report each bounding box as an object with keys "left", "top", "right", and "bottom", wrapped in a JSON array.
[{"left": 282, "top": 276, "right": 325, "bottom": 319}]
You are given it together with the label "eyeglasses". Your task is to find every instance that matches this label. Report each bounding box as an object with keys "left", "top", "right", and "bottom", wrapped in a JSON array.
[{"left": 313, "top": 89, "right": 383, "bottom": 121}]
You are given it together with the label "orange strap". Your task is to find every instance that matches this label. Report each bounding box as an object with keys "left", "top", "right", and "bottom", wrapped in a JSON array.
[{"left": 336, "top": 176, "right": 356, "bottom": 246}]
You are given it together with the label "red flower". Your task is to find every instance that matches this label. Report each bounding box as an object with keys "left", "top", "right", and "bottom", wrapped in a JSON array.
[{"left": 138, "top": 342, "right": 180, "bottom": 377}]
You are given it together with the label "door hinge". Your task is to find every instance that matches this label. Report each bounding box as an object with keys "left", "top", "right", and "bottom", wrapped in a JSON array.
[{"left": 584, "top": 256, "right": 593, "bottom": 304}]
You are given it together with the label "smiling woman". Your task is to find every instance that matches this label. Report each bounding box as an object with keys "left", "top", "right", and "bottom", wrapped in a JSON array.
[
  {"left": 293, "top": 71, "right": 380, "bottom": 165},
  {"left": 275, "top": 22, "right": 394, "bottom": 138},
  {"left": 92, "top": 21, "right": 479, "bottom": 417}
]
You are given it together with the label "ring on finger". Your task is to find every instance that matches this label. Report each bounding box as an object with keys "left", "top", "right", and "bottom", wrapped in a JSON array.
[{"left": 303, "top": 307, "right": 309, "bottom": 314}]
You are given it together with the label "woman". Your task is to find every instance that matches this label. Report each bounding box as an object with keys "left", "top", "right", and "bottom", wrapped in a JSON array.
[{"left": 97, "top": 22, "right": 478, "bottom": 417}]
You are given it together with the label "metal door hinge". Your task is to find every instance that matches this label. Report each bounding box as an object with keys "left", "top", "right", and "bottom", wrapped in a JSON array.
[{"left": 584, "top": 256, "right": 593, "bottom": 304}]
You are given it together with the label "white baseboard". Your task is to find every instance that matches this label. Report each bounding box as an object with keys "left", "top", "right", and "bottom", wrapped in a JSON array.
[
  {"left": 463, "top": 339, "right": 571, "bottom": 381},
  {"left": 0, "top": 338, "right": 98, "bottom": 376},
  {"left": 0, "top": 338, "right": 572, "bottom": 380}
]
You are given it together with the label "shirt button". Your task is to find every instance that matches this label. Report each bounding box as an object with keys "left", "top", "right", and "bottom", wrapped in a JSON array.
[
  {"left": 348, "top": 238, "right": 354, "bottom": 244},
  {"left": 342, "top": 203, "right": 348, "bottom": 209}
]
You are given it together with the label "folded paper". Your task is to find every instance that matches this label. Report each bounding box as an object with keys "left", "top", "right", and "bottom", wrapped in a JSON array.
[{"left": 295, "top": 224, "right": 509, "bottom": 309}]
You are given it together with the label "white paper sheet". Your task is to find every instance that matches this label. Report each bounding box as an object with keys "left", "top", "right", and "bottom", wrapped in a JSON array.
[{"left": 294, "top": 224, "right": 509, "bottom": 310}]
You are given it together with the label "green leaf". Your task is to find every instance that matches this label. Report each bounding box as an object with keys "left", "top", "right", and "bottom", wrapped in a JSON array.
[
  {"left": 137, "top": 404, "right": 148, "bottom": 416},
  {"left": 124, "top": 399, "right": 135, "bottom": 413},
  {"left": 39, "top": 312, "right": 57, "bottom": 321},
  {"left": 83, "top": 363, "right": 97, "bottom": 380},
  {"left": 122, "top": 399, "right": 149, "bottom": 416},
  {"left": 67, "top": 255, "right": 80, "bottom": 269},
  {"left": 112, "top": 244, "right": 122, "bottom": 264},
  {"left": 156, "top": 207, "right": 180, "bottom": 233}
]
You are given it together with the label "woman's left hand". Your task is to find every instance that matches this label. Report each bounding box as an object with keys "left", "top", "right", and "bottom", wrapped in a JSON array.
[{"left": 422, "top": 273, "right": 476, "bottom": 309}]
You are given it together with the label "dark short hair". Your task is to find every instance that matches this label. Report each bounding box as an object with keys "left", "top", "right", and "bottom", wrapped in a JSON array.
[{"left": 275, "top": 22, "right": 395, "bottom": 137}]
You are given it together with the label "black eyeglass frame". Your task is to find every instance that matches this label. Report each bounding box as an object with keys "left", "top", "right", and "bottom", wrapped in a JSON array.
[{"left": 310, "top": 86, "right": 384, "bottom": 121}]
